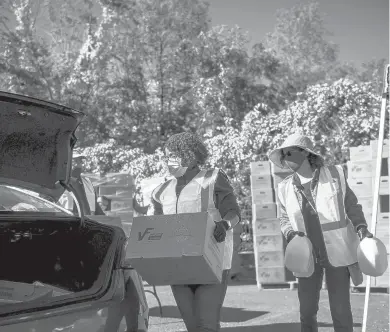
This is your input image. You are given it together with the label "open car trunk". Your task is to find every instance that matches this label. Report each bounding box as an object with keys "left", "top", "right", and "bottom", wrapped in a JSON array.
[{"left": 0, "top": 216, "right": 125, "bottom": 310}]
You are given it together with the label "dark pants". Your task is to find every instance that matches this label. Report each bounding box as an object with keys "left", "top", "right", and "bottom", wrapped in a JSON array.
[
  {"left": 171, "top": 269, "right": 230, "bottom": 332},
  {"left": 298, "top": 262, "right": 353, "bottom": 332}
]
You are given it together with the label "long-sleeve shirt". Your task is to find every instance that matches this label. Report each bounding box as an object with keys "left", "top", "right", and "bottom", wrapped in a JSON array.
[
  {"left": 278, "top": 166, "right": 367, "bottom": 266},
  {"left": 150, "top": 167, "right": 241, "bottom": 223}
]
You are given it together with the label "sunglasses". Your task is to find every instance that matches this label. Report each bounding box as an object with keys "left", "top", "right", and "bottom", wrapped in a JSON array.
[{"left": 280, "top": 147, "right": 304, "bottom": 161}]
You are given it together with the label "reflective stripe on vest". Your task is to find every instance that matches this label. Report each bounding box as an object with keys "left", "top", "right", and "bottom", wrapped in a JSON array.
[
  {"left": 153, "top": 169, "right": 233, "bottom": 270},
  {"left": 278, "top": 165, "right": 360, "bottom": 268}
]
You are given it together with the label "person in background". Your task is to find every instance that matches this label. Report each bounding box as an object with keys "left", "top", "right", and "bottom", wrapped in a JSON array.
[
  {"left": 59, "top": 150, "right": 104, "bottom": 216},
  {"left": 150, "top": 132, "right": 241, "bottom": 332},
  {"left": 98, "top": 195, "right": 149, "bottom": 216},
  {"left": 268, "top": 133, "right": 373, "bottom": 332}
]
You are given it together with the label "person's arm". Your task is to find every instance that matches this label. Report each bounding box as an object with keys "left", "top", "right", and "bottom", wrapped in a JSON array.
[
  {"left": 214, "top": 170, "right": 241, "bottom": 230},
  {"left": 276, "top": 181, "right": 295, "bottom": 240},
  {"left": 279, "top": 201, "right": 294, "bottom": 240},
  {"left": 93, "top": 188, "right": 106, "bottom": 215},
  {"left": 343, "top": 176, "right": 368, "bottom": 232},
  {"left": 133, "top": 197, "right": 149, "bottom": 215},
  {"left": 150, "top": 188, "right": 164, "bottom": 216}
]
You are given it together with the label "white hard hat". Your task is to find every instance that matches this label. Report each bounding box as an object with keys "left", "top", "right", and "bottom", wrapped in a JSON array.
[
  {"left": 284, "top": 235, "right": 314, "bottom": 277},
  {"left": 357, "top": 237, "right": 388, "bottom": 277}
]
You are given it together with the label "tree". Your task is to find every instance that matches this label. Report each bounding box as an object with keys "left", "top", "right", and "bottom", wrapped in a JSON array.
[{"left": 265, "top": 1, "right": 339, "bottom": 91}]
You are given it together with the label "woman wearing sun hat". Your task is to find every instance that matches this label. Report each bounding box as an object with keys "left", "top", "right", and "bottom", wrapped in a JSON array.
[{"left": 268, "top": 133, "right": 372, "bottom": 332}]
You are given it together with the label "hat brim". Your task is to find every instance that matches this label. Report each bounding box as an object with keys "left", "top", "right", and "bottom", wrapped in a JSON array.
[{"left": 268, "top": 144, "right": 323, "bottom": 169}]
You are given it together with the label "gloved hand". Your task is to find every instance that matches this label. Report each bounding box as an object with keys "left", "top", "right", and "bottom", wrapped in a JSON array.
[
  {"left": 213, "top": 220, "right": 230, "bottom": 243},
  {"left": 357, "top": 225, "right": 373, "bottom": 241},
  {"left": 287, "top": 230, "right": 305, "bottom": 243}
]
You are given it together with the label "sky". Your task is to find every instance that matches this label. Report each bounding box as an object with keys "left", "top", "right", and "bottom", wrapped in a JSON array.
[{"left": 208, "top": 0, "right": 389, "bottom": 67}]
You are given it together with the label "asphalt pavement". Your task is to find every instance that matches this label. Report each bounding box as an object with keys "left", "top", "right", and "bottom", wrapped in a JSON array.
[{"left": 143, "top": 283, "right": 389, "bottom": 332}]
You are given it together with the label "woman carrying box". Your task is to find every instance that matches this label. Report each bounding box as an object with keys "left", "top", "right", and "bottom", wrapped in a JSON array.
[
  {"left": 268, "top": 133, "right": 373, "bottom": 332},
  {"left": 151, "top": 132, "right": 241, "bottom": 332}
]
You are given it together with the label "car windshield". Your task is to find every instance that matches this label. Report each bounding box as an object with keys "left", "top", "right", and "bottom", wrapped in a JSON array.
[{"left": 0, "top": 185, "right": 71, "bottom": 214}]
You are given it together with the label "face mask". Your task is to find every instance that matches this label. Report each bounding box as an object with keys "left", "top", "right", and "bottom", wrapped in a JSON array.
[
  {"left": 282, "top": 149, "right": 307, "bottom": 173},
  {"left": 168, "top": 165, "right": 188, "bottom": 177}
]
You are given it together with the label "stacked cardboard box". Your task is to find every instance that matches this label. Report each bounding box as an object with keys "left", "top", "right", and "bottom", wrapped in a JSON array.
[
  {"left": 347, "top": 140, "right": 389, "bottom": 287},
  {"left": 250, "top": 161, "right": 288, "bottom": 287}
]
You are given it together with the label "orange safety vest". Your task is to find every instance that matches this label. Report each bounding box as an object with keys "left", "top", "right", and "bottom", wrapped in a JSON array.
[
  {"left": 278, "top": 165, "right": 360, "bottom": 270},
  {"left": 152, "top": 168, "right": 233, "bottom": 270}
]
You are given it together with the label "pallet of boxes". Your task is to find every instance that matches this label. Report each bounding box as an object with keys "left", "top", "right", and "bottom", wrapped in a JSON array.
[
  {"left": 347, "top": 140, "right": 390, "bottom": 290},
  {"left": 250, "top": 161, "right": 296, "bottom": 290}
]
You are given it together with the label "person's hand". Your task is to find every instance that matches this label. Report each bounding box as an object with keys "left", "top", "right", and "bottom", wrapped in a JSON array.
[
  {"left": 213, "top": 220, "right": 229, "bottom": 243},
  {"left": 287, "top": 230, "right": 305, "bottom": 243},
  {"left": 357, "top": 225, "right": 373, "bottom": 241}
]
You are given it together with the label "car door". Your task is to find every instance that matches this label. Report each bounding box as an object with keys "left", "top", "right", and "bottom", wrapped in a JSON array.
[{"left": 0, "top": 224, "right": 128, "bottom": 332}]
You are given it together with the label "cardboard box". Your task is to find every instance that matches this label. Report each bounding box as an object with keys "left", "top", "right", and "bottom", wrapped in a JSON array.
[
  {"left": 371, "top": 139, "right": 389, "bottom": 159},
  {"left": 375, "top": 266, "right": 389, "bottom": 287},
  {"left": 0, "top": 280, "right": 53, "bottom": 305},
  {"left": 255, "top": 251, "right": 284, "bottom": 268},
  {"left": 250, "top": 161, "right": 271, "bottom": 175},
  {"left": 348, "top": 178, "right": 373, "bottom": 197},
  {"left": 349, "top": 145, "right": 373, "bottom": 162},
  {"left": 378, "top": 176, "right": 389, "bottom": 195},
  {"left": 251, "top": 189, "right": 274, "bottom": 205},
  {"left": 253, "top": 203, "right": 277, "bottom": 219},
  {"left": 347, "top": 160, "right": 375, "bottom": 179},
  {"left": 251, "top": 174, "right": 272, "bottom": 189},
  {"left": 379, "top": 194, "right": 390, "bottom": 213},
  {"left": 254, "top": 234, "right": 284, "bottom": 252},
  {"left": 252, "top": 218, "right": 281, "bottom": 236},
  {"left": 126, "top": 212, "right": 224, "bottom": 285},
  {"left": 256, "top": 267, "right": 286, "bottom": 284}
]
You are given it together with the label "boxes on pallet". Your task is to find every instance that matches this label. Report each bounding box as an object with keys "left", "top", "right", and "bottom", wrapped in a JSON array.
[
  {"left": 251, "top": 189, "right": 274, "bottom": 205},
  {"left": 348, "top": 178, "right": 373, "bottom": 197},
  {"left": 379, "top": 195, "right": 390, "bottom": 213},
  {"left": 376, "top": 213, "right": 389, "bottom": 250},
  {"left": 347, "top": 160, "right": 375, "bottom": 179},
  {"left": 375, "top": 258, "right": 389, "bottom": 287},
  {"left": 251, "top": 174, "right": 273, "bottom": 189},
  {"left": 349, "top": 145, "right": 373, "bottom": 161},
  {"left": 378, "top": 176, "right": 389, "bottom": 195},
  {"left": 256, "top": 267, "right": 286, "bottom": 284},
  {"left": 253, "top": 203, "right": 277, "bottom": 219},
  {"left": 250, "top": 161, "right": 271, "bottom": 175},
  {"left": 252, "top": 218, "right": 280, "bottom": 236},
  {"left": 254, "top": 234, "right": 284, "bottom": 252},
  {"left": 255, "top": 251, "right": 284, "bottom": 268},
  {"left": 371, "top": 139, "right": 389, "bottom": 159}
]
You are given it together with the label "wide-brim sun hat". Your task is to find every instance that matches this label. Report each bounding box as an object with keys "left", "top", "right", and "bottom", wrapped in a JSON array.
[{"left": 268, "top": 133, "right": 324, "bottom": 169}]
